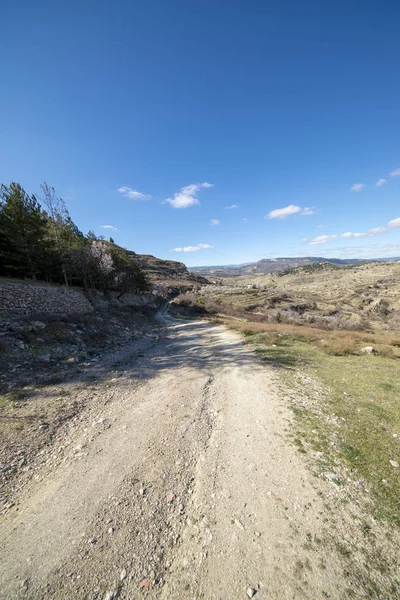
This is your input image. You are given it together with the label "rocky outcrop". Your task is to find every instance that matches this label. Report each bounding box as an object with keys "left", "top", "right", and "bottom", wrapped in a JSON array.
[
  {"left": 120, "top": 293, "right": 165, "bottom": 310},
  {"left": 119, "top": 248, "right": 208, "bottom": 290}
]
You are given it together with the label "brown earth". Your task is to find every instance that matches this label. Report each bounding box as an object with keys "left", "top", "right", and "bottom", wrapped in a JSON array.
[{"left": 0, "top": 319, "right": 398, "bottom": 599}]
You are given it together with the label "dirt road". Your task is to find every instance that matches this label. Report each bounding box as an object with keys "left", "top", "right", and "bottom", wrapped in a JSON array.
[{"left": 0, "top": 319, "right": 388, "bottom": 599}]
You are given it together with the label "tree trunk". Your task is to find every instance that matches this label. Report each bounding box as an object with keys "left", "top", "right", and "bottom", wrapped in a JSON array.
[{"left": 62, "top": 266, "right": 69, "bottom": 286}]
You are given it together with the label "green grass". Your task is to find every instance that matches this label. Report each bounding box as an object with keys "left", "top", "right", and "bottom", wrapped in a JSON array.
[{"left": 243, "top": 331, "right": 400, "bottom": 525}]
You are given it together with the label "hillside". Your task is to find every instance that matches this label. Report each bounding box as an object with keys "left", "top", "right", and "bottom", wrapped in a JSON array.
[
  {"left": 190, "top": 256, "right": 400, "bottom": 278},
  {"left": 0, "top": 182, "right": 207, "bottom": 297},
  {"left": 178, "top": 261, "right": 400, "bottom": 331},
  {"left": 116, "top": 246, "right": 208, "bottom": 294}
]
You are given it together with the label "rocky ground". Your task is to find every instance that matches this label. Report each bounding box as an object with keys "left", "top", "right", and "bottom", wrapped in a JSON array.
[{"left": 0, "top": 318, "right": 399, "bottom": 599}]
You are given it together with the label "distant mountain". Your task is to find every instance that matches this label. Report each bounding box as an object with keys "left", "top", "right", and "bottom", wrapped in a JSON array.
[{"left": 189, "top": 257, "right": 400, "bottom": 278}]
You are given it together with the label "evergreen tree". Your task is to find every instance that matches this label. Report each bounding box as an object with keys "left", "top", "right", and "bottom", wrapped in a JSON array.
[
  {"left": 0, "top": 182, "right": 151, "bottom": 294},
  {"left": 0, "top": 183, "right": 50, "bottom": 278},
  {"left": 110, "top": 247, "right": 150, "bottom": 297},
  {"left": 40, "top": 182, "right": 84, "bottom": 284}
]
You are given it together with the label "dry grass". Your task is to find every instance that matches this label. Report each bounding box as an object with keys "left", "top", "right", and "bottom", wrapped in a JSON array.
[
  {"left": 216, "top": 318, "right": 400, "bottom": 357},
  {"left": 190, "top": 261, "right": 400, "bottom": 332}
]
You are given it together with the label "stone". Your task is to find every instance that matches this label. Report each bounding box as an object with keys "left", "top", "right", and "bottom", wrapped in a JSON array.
[
  {"left": 120, "top": 569, "right": 127, "bottom": 581},
  {"left": 139, "top": 578, "right": 150, "bottom": 590},
  {"left": 104, "top": 592, "right": 115, "bottom": 600},
  {"left": 31, "top": 321, "right": 46, "bottom": 330},
  {"left": 247, "top": 588, "right": 257, "bottom": 597},
  {"left": 15, "top": 340, "right": 25, "bottom": 350},
  {"left": 390, "top": 460, "right": 399, "bottom": 468},
  {"left": 166, "top": 493, "right": 175, "bottom": 503},
  {"left": 362, "top": 346, "right": 376, "bottom": 355}
]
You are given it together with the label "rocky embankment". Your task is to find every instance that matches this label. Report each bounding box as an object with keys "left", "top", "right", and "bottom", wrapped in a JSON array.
[{"left": 0, "top": 290, "right": 164, "bottom": 393}]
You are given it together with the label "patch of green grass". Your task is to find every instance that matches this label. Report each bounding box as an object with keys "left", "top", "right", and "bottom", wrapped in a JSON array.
[
  {"left": 0, "top": 394, "right": 14, "bottom": 409},
  {"left": 243, "top": 333, "right": 400, "bottom": 525},
  {"left": 7, "top": 389, "right": 27, "bottom": 403}
]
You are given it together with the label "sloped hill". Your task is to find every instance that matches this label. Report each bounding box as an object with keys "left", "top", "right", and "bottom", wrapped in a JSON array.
[
  {"left": 117, "top": 246, "right": 208, "bottom": 293},
  {"left": 192, "top": 261, "right": 400, "bottom": 330},
  {"left": 190, "top": 256, "right": 400, "bottom": 278}
]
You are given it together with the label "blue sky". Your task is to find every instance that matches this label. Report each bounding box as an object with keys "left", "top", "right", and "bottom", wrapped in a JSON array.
[{"left": 1, "top": 1, "right": 400, "bottom": 266}]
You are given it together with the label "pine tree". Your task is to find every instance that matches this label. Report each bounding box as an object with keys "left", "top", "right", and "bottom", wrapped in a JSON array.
[
  {"left": 110, "top": 247, "right": 150, "bottom": 297},
  {"left": 40, "top": 182, "right": 84, "bottom": 284},
  {"left": 0, "top": 183, "right": 50, "bottom": 278}
]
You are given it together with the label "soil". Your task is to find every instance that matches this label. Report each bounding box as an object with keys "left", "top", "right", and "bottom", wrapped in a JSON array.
[{"left": 0, "top": 318, "right": 398, "bottom": 599}]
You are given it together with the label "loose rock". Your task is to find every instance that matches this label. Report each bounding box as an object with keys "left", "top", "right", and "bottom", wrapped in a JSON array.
[
  {"left": 139, "top": 578, "right": 150, "bottom": 590},
  {"left": 362, "top": 346, "right": 376, "bottom": 355},
  {"left": 235, "top": 518, "right": 245, "bottom": 530}
]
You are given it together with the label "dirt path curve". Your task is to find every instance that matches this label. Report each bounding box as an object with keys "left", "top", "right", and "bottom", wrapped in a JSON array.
[{"left": 1, "top": 319, "right": 352, "bottom": 599}]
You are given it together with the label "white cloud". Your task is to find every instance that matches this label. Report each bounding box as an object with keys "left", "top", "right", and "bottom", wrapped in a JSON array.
[
  {"left": 118, "top": 186, "right": 151, "bottom": 200},
  {"left": 388, "top": 217, "right": 400, "bottom": 228},
  {"left": 368, "top": 227, "right": 387, "bottom": 234},
  {"left": 100, "top": 225, "right": 118, "bottom": 232},
  {"left": 309, "top": 234, "right": 338, "bottom": 245},
  {"left": 309, "top": 232, "right": 370, "bottom": 245},
  {"left": 351, "top": 183, "right": 366, "bottom": 192},
  {"left": 375, "top": 178, "right": 388, "bottom": 187},
  {"left": 389, "top": 168, "right": 400, "bottom": 177},
  {"left": 340, "top": 231, "right": 366, "bottom": 239},
  {"left": 210, "top": 218, "right": 220, "bottom": 225},
  {"left": 301, "top": 207, "right": 315, "bottom": 216},
  {"left": 307, "top": 218, "right": 400, "bottom": 245},
  {"left": 266, "top": 204, "right": 315, "bottom": 220},
  {"left": 165, "top": 182, "right": 213, "bottom": 209},
  {"left": 266, "top": 205, "right": 301, "bottom": 219},
  {"left": 170, "top": 243, "right": 213, "bottom": 253},
  {"left": 317, "top": 224, "right": 324, "bottom": 228},
  {"left": 225, "top": 204, "right": 238, "bottom": 209},
  {"left": 242, "top": 217, "right": 249, "bottom": 223}
]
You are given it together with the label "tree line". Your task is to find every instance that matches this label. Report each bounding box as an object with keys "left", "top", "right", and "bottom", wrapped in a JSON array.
[{"left": 0, "top": 182, "right": 149, "bottom": 296}]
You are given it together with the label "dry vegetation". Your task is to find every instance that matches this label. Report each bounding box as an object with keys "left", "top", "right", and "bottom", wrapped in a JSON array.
[
  {"left": 213, "top": 319, "right": 400, "bottom": 357},
  {"left": 173, "top": 261, "right": 400, "bottom": 527},
  {"left": 176, "top": 261, "right": 400, "bottom": 333}
]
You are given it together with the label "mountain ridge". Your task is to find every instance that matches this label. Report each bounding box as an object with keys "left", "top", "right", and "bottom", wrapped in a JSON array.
[{"left": 189, "top": 256, "right": 400, "bottom": 278}]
